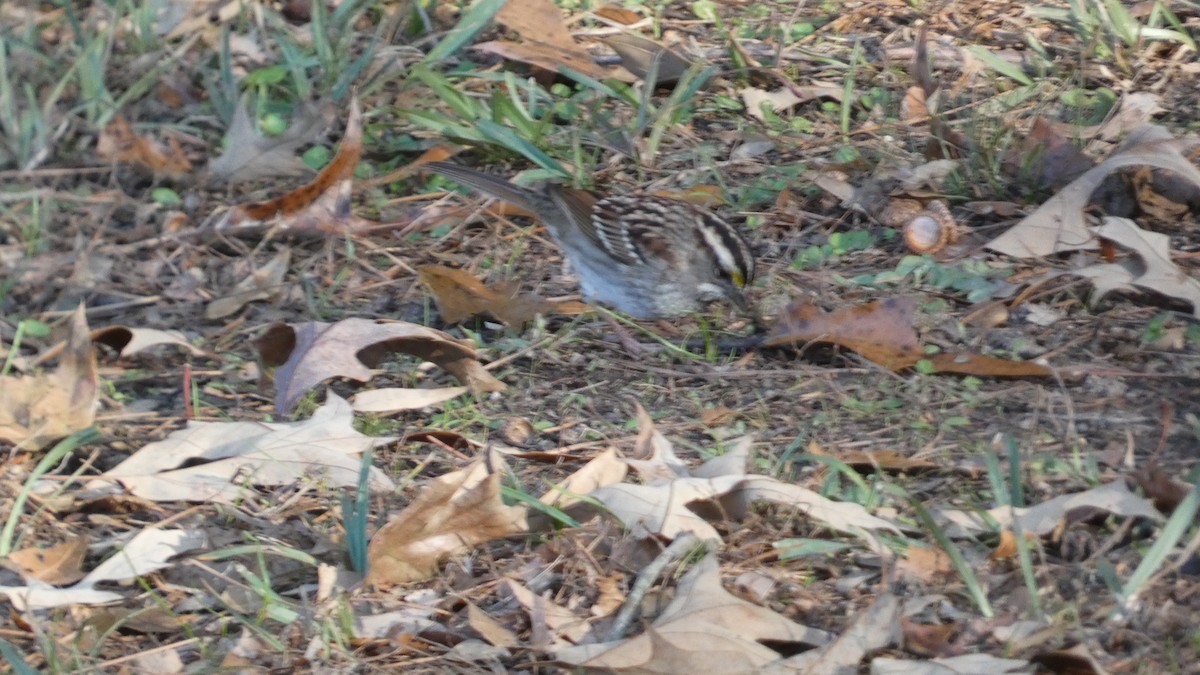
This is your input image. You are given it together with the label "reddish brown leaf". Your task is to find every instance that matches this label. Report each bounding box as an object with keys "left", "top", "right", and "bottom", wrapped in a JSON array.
[
  {"left": 763, "top": 297, "right": 924, "bottom": 370},
  {"left": 765, "top": 297, "right": 1051, "bottom": 377},
  {"left": 215, "top": 98, "right": 372, "bottom": 235},
  {"left": 901, "top": 617, "right": 959, "bottom": 657},
  {"left": 593, "top": 4, "right": 643, "bottom": 24},
  {"left": 924, "top": 351, "right": 1051, "bottom": 377},
  {"left": 418, "top": 264, "right": 589, "bottom": 327},
  {"left": 1003, "top": 117, "right": 1094, "bottom": 188},
  {"left": 97, "top": 116, "right": 192, "bottom": 177}
]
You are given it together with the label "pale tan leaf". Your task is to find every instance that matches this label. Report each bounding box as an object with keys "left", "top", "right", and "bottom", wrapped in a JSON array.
[
  {"left": 352, "top": 589, "right": 442, "bottom": 638},
  {"left": 1076, "top": 217, "right": 1200, "bottom": 317},
  {"left": 778, "top": 592, "right": 900, "bottom": 673},
  {"left": 539, "top": 447, "right": 627, "bottom": 509},
  {"left": 870, "top": 654, "right": 1033, "bottom": 674},
  {"left": 0, "top": 529, "right": 204, "bottom": 610},
  {"left": 207, "top": 94, "right": 332, "bottom": 183},
  {"left": 986, "top": 125, "right": 1200, "bottom": 258},
  {"left": 99, "top": 394, "right": 395, "bottom": 503},
  {"left": 580, "top": 426, "right": 898, "bottom": 543},
  {"left": 556, "top": 553, "right": 831, "bottom": 670},
  {"left": 351, "top": 386, "right": 467, "bottom": 413},
  {"left": 934, "top": 479, "right": 1161, "bottom": 537},
  {"left": 205, "top": 248, "right": 291, "bottom": 319},
  {"left": 0, "top": 304, "right": 98, "bottom": 449},
  {"left": 366, "top": 455, "right": 528, "bottom": 586},
  {"left": 91, "top": 326, "right": 205, "bottom": 357},
  {"left": 4, "top": 537, "right": 88, "bottom": 585},
  {"left": 467, "top": 602, "right": 520, "bottom": 648},
  {"left": 506, "top": 579, "right": 591, "bottom": 645}
]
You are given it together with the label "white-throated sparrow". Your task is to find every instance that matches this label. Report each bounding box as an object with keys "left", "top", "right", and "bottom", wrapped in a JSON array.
[{"left": 427, "top": 161, "right": 757, "bottom": 320}]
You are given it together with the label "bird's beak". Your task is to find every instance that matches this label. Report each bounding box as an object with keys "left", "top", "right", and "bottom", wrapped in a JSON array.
[{"left": 728, "top": 287, "right": 766, "bottom": 332}]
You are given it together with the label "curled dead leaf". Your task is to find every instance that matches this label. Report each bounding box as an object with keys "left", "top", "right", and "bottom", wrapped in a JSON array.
[
  {"left": 214, "top": 98, "right": 371, "bottom": 235},
  {"left": 256, "top": 317, "right": 505, "bottom": 414},
  {"left": 366, "top": 453, "right": 529, "bottom": 586},
  {"left": 0, "top": 305, "right": 98, "bottom": 449}
]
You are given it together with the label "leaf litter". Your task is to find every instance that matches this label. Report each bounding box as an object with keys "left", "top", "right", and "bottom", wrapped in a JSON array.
[{"left": 2, "top": 1, "right": 1200, "bottom": 673}]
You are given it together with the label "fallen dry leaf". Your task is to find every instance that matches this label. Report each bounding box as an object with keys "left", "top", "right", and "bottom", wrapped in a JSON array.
[
  {"left": 593, "top": 4, "right": 642, "bottom": 24},
  {"left": 256, "top": 317, "right": 505, "bottom": 415},
  {"left": 3, "top": 537, "right": 89, "bottom": 585},
  {"left": 97, "top": 115, "right": 192, "bottom": 177},
  {"left": 505, "top": 578, "right": 592, "bottom": 647},
  {"left": 473, "top": 40, "right": 627, "bottom": 82},
  {"left": 556, "top": 552, "right": 832, "bottom": 671},
  {"left": 419, "top": 264, "right": 590, "bottom": 327},
  {"left": 0, "top": 529, "right": 204, "bottom": 610},
  {"left": 922, "top": 351, "right": 1051, "bottom": 378},
  {"left": 934, "top": 479, "right": 1162, "bottom": 538},
  {"left": 786, "top": 592, "right": 901, "bottom": 673},
  {"left": 1076, "top": 217, "right": 1200, "bottom": 318},
  {"left": 98, "top": 394, "right": 396, "bottom": 503},
  {"left": 496, "top": 0, "right": 576, "bottom": 51},
  {"left": 577, "top": 423, "right": 899, "bottom": 543},
  {"left": 214, "top": 98, "right": 374, "bottom": 235},
  {"left": 352, "top": 589, "right": 443, "bottom": 639},
  {"left": 872, "top": 653, "right": 1033, "bottom": 674},
  {"left": 90, "top": 325, "right": 206, "bottom": 358},
  {"left": 986, "top": 125, "right": 1200, "bottom": 258},
  {"left": 467, "top": 602, "right": 520, "bottom": 648},
  {"left": 366, "top": 453, "right": 529, "bottom": 586},
  {"left": 476, "top": 0, "right": 631, "bottom": 81},
  {"left": 741, "top": 81, "right": 843, "bottom": 123},
  {"left": 205, "top": 248, "right": 292, "bottom": 319},
  {"left": 901, "top": 616, "right": 958, "bottom": 658},
  {"left": 1003, "top": 116, "right": 1095, "bottom": 189},
  {"left": 764, "top": 297, "right": 1051, "bottom": 377},
  {"left": 896, "top": 544, "right": 955, "bottom": 584},
  {"left": 207, "top": 93, "right": 332, "bottom": 184},
  {"left": 1058, "top": 91, "right": 1165, "bottom": 143},
  {"left": 763, "top": 297, "right": 924, "bottom": 370},
  {"left": 603, "top": 33, "right": 693, "bottom": 84},
  {"left": 808, "top": 444, "right": 941, "bottom": 474},
  {"left": 1131, "top": 463, "right": 1194, "bottom": 514},
  {"left": 990, "top": 529, "right": 1040, "bottom": 561},
  {"left": 538, "top": 447, "right": 628, "bottom": 510},
  {"left": 0, "top": 305, "right": 99, "bottom": 449},
  {"left": 351, "top": 386, "right": 468, "bottom": 414}
]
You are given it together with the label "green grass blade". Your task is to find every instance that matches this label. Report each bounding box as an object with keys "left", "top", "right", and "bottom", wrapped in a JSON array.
[
  {"left": 0, "top": 638, "right": 38, "bottom": 675},
  {"left": 0, "top": 427, "right": 101, "bottom": 557},
  {"left": 343, "top": 449, "right": 373, "bottom": 573},
  {"left": 1119, "top": 480, "right": 1200, "bottom": 608},
  {"left": 411, "top": 66, "right": 486, "bottom": 120},
  {"left": 475, "top": 119, "right": 567, "bottom": 176},
  {"left": 966, "top": 45, "right": 1034, "bottom": 87},
  {"left": 421, "top": 0, "right": 508, "bottom": 65},
  {"left": 907, "top": 493, "right": 994, "bottom": 617},
  {"left": 502, "top": 485, "right": 581, "bottom": 528}
]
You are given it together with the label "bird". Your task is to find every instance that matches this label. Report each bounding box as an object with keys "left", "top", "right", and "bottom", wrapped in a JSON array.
[{"left": 425, "top": 161, "right": 757, "bottom": 321}]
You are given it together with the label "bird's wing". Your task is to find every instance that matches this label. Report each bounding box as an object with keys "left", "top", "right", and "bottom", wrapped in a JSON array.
[{"left": 425, "top": 161, "right": 542, "bottom": 213}]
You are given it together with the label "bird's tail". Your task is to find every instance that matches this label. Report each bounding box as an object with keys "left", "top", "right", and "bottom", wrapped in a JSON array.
[{"left": 425, "top": 162, "right": 540, "bottom": 213}]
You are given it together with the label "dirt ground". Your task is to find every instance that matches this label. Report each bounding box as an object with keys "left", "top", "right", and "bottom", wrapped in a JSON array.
[{"left": 2, "top": 0, "right": 1200, "bottom": 672}]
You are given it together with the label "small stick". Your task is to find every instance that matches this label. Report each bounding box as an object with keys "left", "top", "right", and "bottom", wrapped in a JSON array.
[{"left": 605, "top": 534, "right": 704, "bottom": 642}]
